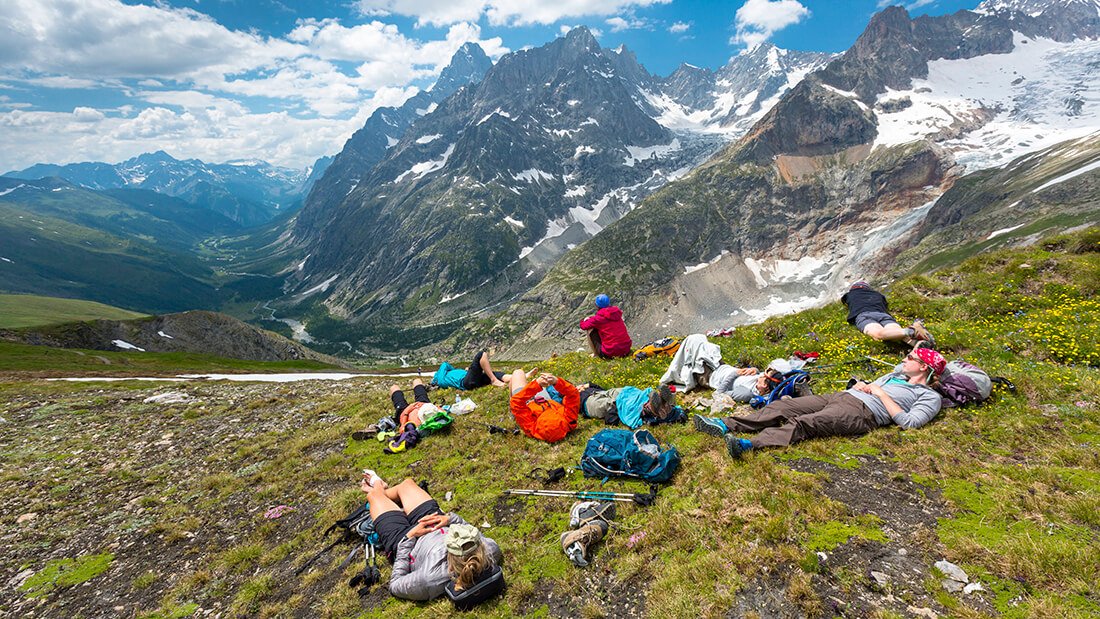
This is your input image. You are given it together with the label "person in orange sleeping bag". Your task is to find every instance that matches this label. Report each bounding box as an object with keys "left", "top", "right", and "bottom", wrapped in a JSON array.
[{"left": 507, "top": 372, "right": 580, "bottom": 443}]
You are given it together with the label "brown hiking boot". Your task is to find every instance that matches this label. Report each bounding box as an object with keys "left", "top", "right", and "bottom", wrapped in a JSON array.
[{"left": 911, "top": 320, "right": 936, "bottom": 348}]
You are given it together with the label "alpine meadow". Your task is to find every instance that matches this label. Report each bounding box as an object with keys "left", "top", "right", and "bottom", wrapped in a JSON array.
[{"left": 0, "top": 1, "right": 1097, "bottom": 618}]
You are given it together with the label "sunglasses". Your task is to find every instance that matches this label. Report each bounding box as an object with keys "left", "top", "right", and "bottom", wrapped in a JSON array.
[{"left": 906, "top": 353, "right": 928, "bottom": 365}]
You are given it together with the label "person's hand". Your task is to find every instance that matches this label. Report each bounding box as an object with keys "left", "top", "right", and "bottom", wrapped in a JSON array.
[
  {"left": 852, "top": 381, "right": 875, "bottom": 394},
  {"left": 405, "top": 520, "right": 436, "bottom": 539},
  {"left": 737, "top": 367, "right": 759, "bottom": 376},
  {"left": 359, "top": 477, "right": 373, "bottom": 493},
  {"left": 537, "top": 373, "right": 556, "bottom": 387},
  {"left": 419, "top": 513, "right": 451, "bottom": 531}
]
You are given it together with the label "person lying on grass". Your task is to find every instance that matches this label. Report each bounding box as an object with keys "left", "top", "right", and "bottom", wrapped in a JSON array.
[
  {"left": 380, "top": 379, "right": 454, "bottom": 453},
  {"left": 842, "top": 280, "right": 935, "bottom": 347},
  {"left": 660, "top": 333, "right": 786, "bottom": 401},
  {"left": 508, "top": 371, "right": 579, "bottom": 443},
  {"left": 431, "top": 350, "right": 525, "bottom": 390},
  {"left": 694, "top": 347, "right": 946, "bottom": 458},
  {"left": 360, "top": 471, "right": 503, "bottom": 601}
]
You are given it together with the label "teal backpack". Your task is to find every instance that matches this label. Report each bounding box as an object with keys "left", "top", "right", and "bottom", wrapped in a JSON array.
[{"left": 580, "top": 429, "right": 681, "bottom": 483}]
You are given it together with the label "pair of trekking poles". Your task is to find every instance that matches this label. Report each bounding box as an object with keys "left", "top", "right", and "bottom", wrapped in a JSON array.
[{"left": 503, "top": 486, "right": 659, "bottom": 506}]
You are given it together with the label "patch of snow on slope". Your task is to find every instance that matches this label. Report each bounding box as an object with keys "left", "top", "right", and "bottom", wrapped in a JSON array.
[
  {"left": 821, "top": 84, "right": 869, "bottom": 111},
  {"left": 416, "top": 102, "right": 437, "bottom": 116},
  {"left": 742, "top": 256, "right": 828, "bottom": 288},
  {"left": 112, "top": 340, "right": 145, "bottom": 352},
  {"left": 684, "top": 251, "right": 730, "bottom": 274},
  {"left": 416, "top": 134, "right": 441, "bottom": 144},
  {"left": 0, "top": 184, "right": 26, "bottom": 197},
  {"left": 299, "top": 274, "right": 339, "bottom": 298},
  {"left": 987, "top": 223, "right": 1027, "bottom": 239},
  {"left": 394, "top": 144, "right": 455, "bottom": 183},
  {"left": 158, "top": 331, "right": 174, "bottom": 339},
  {"left": 297, "top": 255, "right": 310, "bottom": 271},
  {"left": 0, "top": 257, "right": 11, "bottom": 263},
  {"left": 519, "top": 218, "right": 569, "bottom": 258},
  {"left": 385, "top": 136, "right": 398, "bottom": 148},
  {"left": 564, "top": 185, "right": 588, "bottom": 197},
  {"left": 1031, "top": 158, "right": 1100, "bottom": 193},
  {"left": 875, "top": 33, "right": 1100, "bottom": 170},
  {"left": 503, "top": 216, "right": 525, "bottom": 228},
  {"left": 477, "top": 108, "right": 513, "bottom": 125},
  {"left": 514, "top": 169, "right": 556, "bottom": 183},
  {"left": 624, "top": 139, "right": 682, "bottom": 167}
]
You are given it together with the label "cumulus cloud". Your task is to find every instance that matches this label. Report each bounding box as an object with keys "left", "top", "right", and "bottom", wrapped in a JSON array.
[
  {"left": 606, "top": 16, "right": 648, "bottom": 32},
  {"left": 0, "top": 0, "right": 511, "bottom": 169},
  {"left": 731, "top": 0, "right": 810, "bottom": 49},
  {"left": 356, "top": 0, "right": 670, "bottom": 27},
  {"left": 668, "top": 21, "right": 690, "bottom": 34}
]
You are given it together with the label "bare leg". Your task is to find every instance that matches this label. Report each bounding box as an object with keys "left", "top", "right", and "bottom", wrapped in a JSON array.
[
  {"left": 585, "top": 330, "right": 602, "bottom": 356},
  {"left": 507, "top": 369, "right": 527, "bottom": 394},
  {"left": 392, "top": 478, "right": 433, "bottom": 515},
  {"left": 367, "top": 483, "right": 404, "bottom": 520},
  {"left": 478, "top": 352, "right": 507, "bottom": 387},
  {"left": 863, "top": 322, "right": 910, "bottom": 342}
]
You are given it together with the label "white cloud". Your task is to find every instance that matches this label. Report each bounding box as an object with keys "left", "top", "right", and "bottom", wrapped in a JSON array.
[
  {"left": 668, "top": 21, "right": 690, "bottom": 34},
  {"left": 606, "top": 16, "right": 648, "bottom": 32},
  {"left": 356, "top": 0, "right": 671, "bottom": 27},
  {"left": 0, "top": 0, "right": 510, "bottom": 170},
  {"left": 731, "top": 0, "right": 810, "bottom": 49}
]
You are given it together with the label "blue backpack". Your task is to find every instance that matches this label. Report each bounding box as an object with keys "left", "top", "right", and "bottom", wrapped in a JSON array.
[
  {"left": 750, "top": 370, "right": 812, "bottom": 409},
  {"left": 580, "top": 429, "right": 681, "bottom": 483}
]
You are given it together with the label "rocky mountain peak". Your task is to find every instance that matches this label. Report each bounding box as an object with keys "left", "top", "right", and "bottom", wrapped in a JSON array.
[{"left": 434, "top": 43, "right": 493, "bottom": 93}]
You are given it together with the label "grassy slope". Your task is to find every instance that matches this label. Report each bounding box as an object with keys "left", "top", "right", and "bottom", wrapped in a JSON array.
[
  {"left": 0, "top": 340, "right": 337, "bottom": 375},
  {"left": 1, "top": 229, "right": 1097, "bottom": 618},
  {"left": 0, "top": 293, "right": 147, "bottom": 329}
]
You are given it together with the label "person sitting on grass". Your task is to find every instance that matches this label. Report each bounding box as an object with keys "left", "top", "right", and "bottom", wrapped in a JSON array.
[
  {"left": 660, "top": 333, "right": 784, "bottom": 402},
  {"left": 579, "top": 294, "right": 633, "bottom": 359},
  {"left": 359, "top": 472, "right": 503, "bottom": 601},
  {"left": 432, "top": 350, "right": 520, "bottom": 390},
  {"left": 693, "top": 347, "right": 946, "bottom": 458},
  {"left": 508, "top": 371, "right": 579, "bottom": 443},
  {"left": 842, "top": 281, "right": 935, "bottom": 347}
]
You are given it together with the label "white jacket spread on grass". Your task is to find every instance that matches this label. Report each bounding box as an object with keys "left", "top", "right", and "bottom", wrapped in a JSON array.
[{"left": 388, "top": 513, "right": 503, "bottom": 601}]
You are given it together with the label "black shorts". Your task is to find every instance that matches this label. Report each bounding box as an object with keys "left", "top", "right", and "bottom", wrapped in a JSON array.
[
  {"left": 460, "top": 351, "right": 505, "bottom": 390},
  {"left": 391, "top": 384, "right": 430, "bottom": 419},
  {"left": 374, "top": 499, "right": 445, "bottom": 559}
]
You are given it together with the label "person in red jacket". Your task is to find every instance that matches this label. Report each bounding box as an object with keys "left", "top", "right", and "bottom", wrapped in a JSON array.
[
  {"left": 579, "top": 294, "right": 632, "bottom": 359},
  {"left": 508, "top": 372, "right": 579, "bottom": 443}
]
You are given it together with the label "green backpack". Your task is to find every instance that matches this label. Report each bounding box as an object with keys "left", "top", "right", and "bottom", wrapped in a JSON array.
[{"left": 418, "top": 410, "right": 454, "bottom": 435}]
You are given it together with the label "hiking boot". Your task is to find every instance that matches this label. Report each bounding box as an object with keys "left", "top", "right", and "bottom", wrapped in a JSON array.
[
  {"left": 646, "top": 385, "right": 675, "bottom": 420},
  {"left": 724, "top": 435, "right": 753, "bottom": 459},
  {"left": 911, "top": 320, "right": 936, "bottom": 348},
  {"left": 560, "top": 522, "right": 607, "bottom": 567},
  {"left": 693, "top": 414, "right": 728, "bottom": 437},
  {"left": 351, "top": 424, "right": 381, "bottom": 441}
]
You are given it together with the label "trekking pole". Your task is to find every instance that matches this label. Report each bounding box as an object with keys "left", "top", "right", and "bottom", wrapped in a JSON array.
[
  {"left": 865, "top": 356, "right": 896, "bottom": 368},
  {"left": 504, "top": 486, "right": 658, "bottom": 506}
]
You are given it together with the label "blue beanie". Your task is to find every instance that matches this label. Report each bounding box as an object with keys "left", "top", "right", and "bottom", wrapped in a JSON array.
[{"left": 595, "top": 294, "right": 610, "bottom": 308}]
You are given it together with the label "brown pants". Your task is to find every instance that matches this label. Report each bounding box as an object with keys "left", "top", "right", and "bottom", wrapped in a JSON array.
[
  {"left": 585, "top": 330, "right": 612, "bottom": 359},
  {"left": 722, "top": 393, "right": 877, "bottom": 449}
]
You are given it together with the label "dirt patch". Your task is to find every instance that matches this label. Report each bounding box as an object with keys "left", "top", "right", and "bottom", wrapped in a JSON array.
[
  {"left": 723, "top": 456, "right": 997, "bottom": 618},
  {"left": 523, "top": 568, "right": 647, "bottom": 618}
]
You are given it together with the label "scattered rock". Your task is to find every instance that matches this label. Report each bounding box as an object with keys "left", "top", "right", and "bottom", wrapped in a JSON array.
[
  {"left": 8, "top": 568, "right": 34, "bottom": 588},
  {"left": 942, "top": 578, "right": 965, "bottom": 593},
  {"left": 963, "top": 582, "right": 984, "bottom": 595},
  {"left": 480, "top": 521, "right": 491, "bottom": 529},
  {"left": 16, "top": 512, "right": 37, "bottom": 524},
  {"left": 908, "top": 606, "right": 939, "bottom": 619},
  {"left": 934, "top": 559, "right": 969, "bottom": 583},
  {"left": 444, "top": 491, "right": 453, "bottom": 502},
  {"left": 143, "top": 392, "right": 195, "bottom": 405},
  {"left": 870, "top": 570, "right": 891, "bottom": 587}
]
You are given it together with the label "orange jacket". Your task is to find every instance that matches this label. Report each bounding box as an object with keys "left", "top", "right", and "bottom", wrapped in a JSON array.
[{"left": 510, "top": 378, "right": 580, "bottom": 443}]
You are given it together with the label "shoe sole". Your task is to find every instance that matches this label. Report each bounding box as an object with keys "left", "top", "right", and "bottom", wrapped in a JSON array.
[
  {"left": 724, "top": 435, "right": 745, "bottom": 459},
  {"left": 693, "top": 414, "right": 726, "bottom": 438}
]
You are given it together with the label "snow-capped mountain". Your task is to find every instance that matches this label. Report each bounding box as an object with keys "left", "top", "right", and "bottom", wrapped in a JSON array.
[
  {"left": 6, "top": 151, "right": 309, "bottom": 226},
  {"left": 644, "top": 43, "right": 833, "bottom": 135}
]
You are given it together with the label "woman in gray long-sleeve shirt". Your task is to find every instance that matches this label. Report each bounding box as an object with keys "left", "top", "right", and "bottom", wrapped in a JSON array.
[
  {"left": 359, "top": 473, "right": 502, "bottom": 601},
  {"left": 693, "top": 347, "right": 947, "bottom": 458}
]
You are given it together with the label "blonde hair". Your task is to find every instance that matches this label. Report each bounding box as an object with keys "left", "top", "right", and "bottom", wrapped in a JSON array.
[{"left": 447, "top": 541, "right": 491, "bottom": 591}]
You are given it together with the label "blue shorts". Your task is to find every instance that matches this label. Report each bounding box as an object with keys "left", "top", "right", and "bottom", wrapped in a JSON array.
[{"left": 854, "top": 311, "right": 899, "bottom": 332}]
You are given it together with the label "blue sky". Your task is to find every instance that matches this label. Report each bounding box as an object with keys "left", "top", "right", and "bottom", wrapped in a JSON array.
[{"left": 0, "top": 0, "right": 981, "bottom": 172}]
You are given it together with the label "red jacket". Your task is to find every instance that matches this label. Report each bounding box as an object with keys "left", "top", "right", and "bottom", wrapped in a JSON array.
[
  {"left": 510, "top": 378, "right": 579, "bottom": 443},
  {"left": 579, "top": 306, "right": 632, "bottom": 358}
]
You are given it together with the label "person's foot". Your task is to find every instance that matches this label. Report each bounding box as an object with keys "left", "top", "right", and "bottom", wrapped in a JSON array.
[
  {"left": 693, "top": 414, "right": 728, "bottom": 437},
  {"left": 724, "top": 435, "right": 753, "bottom": 459},
  {"left": 351, "top": 424, "right": 381, "bottom": 441},
  {"left": 911, "top": 320, "right": 936, "bottom": 348},
  {"left": 361, "top": 469, "right": 384, "bottom": 488}
]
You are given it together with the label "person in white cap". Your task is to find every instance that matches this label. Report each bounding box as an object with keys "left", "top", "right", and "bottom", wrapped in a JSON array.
[{"left": 359, "top": 473, "right": 502, "bottom": 601}]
